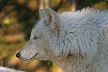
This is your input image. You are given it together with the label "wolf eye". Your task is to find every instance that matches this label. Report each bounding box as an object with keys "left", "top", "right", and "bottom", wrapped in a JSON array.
[{"left": 34, "top": 36, "right": 38, "bottom": 39}]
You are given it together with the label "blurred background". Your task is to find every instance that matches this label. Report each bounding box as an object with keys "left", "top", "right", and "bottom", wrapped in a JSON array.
[{"left": 0, "top": 0, "right": 108, "bottom": 72}]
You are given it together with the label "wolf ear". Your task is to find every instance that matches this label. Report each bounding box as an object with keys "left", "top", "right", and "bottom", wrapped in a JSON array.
[
  {"left": 39, "top": 8, "right": 58, "bottom": 26},
  {"left": 39, "top": 9, "right": 46, "bottom": 18}
]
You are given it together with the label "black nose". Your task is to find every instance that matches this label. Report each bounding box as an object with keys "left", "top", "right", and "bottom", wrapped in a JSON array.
[{"left": 16, "top": 52, "right": 21, "bottom": 58}]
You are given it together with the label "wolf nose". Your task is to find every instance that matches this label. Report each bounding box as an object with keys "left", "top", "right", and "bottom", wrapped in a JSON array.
[{"left": 16, "top": 52, "right": 21, "bottom": 58}]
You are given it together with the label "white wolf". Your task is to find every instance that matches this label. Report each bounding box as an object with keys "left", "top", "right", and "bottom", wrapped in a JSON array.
[{"left": 16, "top": 8, "right": 108, "bottom": 72}]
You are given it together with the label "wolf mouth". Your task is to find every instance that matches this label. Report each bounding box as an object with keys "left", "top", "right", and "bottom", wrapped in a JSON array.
[
  {"left": 21, "top": 53, "right": 39, "bottom": 61},
  {"left": 30, "top": 53, "right": 39, "bottom": 60},
  {"left": 34, "top": 53, "right": 38, "bottom": 57}
]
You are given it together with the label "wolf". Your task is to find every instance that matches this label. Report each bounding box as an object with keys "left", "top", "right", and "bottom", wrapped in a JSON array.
[{"left": 16, "top": 8, "right": 108, "bottom": 72}]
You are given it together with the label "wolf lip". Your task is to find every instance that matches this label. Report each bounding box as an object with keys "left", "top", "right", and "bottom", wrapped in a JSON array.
[
  {"left": 34, "top": 53, "right": 38, "bottom": 56},
  {"left": 31, "top": 53, "right": 38, "bottom": 59}
]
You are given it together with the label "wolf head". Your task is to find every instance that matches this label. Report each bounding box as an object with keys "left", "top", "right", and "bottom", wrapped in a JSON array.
[{"left": 16, "top": 8, "right": 62, "bottom": 61}]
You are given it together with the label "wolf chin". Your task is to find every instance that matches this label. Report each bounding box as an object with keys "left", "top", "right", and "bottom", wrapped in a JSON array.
[{"left": 16, "top": 8, "right": 108, "bottom": 72}]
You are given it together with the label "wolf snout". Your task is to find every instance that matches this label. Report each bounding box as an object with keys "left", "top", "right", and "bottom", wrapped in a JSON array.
[{"left": 16, "top": 52, "right": 21, "bottom": 58}]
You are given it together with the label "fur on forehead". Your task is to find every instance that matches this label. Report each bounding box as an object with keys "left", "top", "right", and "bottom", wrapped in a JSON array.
[{"left": 32, "top": 19, "right": 45, "bottom": 33}]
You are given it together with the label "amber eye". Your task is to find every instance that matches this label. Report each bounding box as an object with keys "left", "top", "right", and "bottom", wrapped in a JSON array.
[{"left": 34, "top": 36, "right": 38, "bottom": 39}]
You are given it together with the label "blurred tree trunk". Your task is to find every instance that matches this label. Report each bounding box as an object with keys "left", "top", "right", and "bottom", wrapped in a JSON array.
[
  {"left": 39, "top": 0, "right": 51, "bottom": 18},
  {"left": 39, "top": 0, "right": 51, "bottom": 10},
  {"left": 39, "top": 0, "right": 63, "bottom": 11},
  {"left": 44, "top": 0, "right": 51, "bottom": 8},
  {"left": 39, "top": 0, "right": 63, "bottom": 17},
  {"left": 71, "top": 0, "right": 77, "bottom": 12},
  {"left": 39, "top": 0, "right": 44, "bottom": 10}
]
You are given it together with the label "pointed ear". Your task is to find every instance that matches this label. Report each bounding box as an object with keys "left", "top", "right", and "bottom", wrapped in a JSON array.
[
  {"left": 40, "top": 8, "right": 60, "bottom": 35},
  {"left": 39, "top": 8, "right": 58, "bottom": 25},
  {"left": 39, "top": 9, "right": 46, "bottom": 18}
]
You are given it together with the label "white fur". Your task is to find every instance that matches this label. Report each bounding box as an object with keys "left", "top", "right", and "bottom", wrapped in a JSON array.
[{"left": 17, "top": 8, "right": 108, "bottom": 72}]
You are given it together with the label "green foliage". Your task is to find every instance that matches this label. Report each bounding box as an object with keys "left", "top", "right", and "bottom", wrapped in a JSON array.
[
  {"left": 0, "top": 36, "right": 6, "bottom": 43},
  {"left": 0, "top": 21, "right": 7, "bottom": 28}
]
